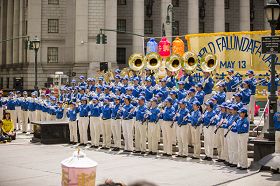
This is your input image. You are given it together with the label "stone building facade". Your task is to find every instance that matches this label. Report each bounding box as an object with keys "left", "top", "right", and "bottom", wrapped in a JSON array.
[{"left": 0, "top": 0, "right": 271, "bottom": 90}]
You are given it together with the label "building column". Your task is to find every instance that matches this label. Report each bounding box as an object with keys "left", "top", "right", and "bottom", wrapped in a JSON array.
[
  {"left": 104, "top": 0, "right": 117, "bottom": 68},
  {"left": 0, "top": 0, "right": 3, "bottom": 66},
  {"left": 74, "top": 0, "right": 88, "bottom": 65},
  {"left": 161, "top": 0, "right": 172, "bottom": 40},
  {"left": 239, "top": 0, "right": 250, "bottom": 31},
  {"left": 214, "top": 0, "right": 225, "bottom": 32},
  {"left": 13, "top": 0, "right": 20, "bottom": 64},
  {"left": 6, "top": 0, "right": 14, "bottom": 65},
  {"left": 132, "top": 0, "right": 144, "bottom": 53},
  {"left": 187, "top": 0, "right": 199, "bottom": 34},
  {"left": 18, "top": 0, "right": 24, "bottom": 63}
]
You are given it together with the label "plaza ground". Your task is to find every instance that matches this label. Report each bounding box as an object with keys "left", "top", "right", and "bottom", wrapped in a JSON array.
[{"left": 0, "top": 133, "right": 279, "bottom": 186}]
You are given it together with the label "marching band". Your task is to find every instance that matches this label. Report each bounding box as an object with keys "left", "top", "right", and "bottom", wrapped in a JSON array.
[{"left": 0, "top": 66, "right": 269, "bottom": 171}]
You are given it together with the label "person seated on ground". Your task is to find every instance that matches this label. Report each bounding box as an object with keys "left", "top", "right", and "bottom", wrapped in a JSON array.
[
  {"left": 0, "top": 120, "right": 11, "bottom": 143},
  {"left": 2, "top": 112, "right": 16, "bottom": 140}
]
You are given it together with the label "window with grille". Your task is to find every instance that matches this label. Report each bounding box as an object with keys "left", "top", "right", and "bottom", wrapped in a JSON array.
[
  {"left": 199, "top": 21, "right": 205, "bottom": 33},
  {"left": 117, "top": 0, "right": 126, "bottom": 5},
  {"left": 48, "top": 0, "right": 59, "bottom": 5},
  {"left": 48, "top": 19, "right": 59, "bottom": 33},
  {"left": 117, "top": 48, "right": 126, "bottom": 64},
  {"left": 117, "top": 19, "right": 126, "bottom": 32},
  {"left": 0, "top": 77, "right": 3, "bottom": 89},
  {"left": 47, "top": 47, "right": 58, "bottom": 63},
  {"left": 225, "top": 23, "right": 230, "bottom": 32},
  {"left": 172, "top": 0, "right": 179, "bottom": 7},
  {"left": 144, "top": 20, "right": 153, "bottom": 34},
  {"left": 6, "top": 77, "right": 9, "bottom": 89},
  {"left": 225, "top": 0, "right": 229, "bottom": 9},
  {"left": 172, "top": 21, "right": 179, "bottom": 35}
]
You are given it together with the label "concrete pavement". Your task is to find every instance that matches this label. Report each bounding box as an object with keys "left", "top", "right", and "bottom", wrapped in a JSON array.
[{"left": 0, "top": 133, "right": 279, "bottom": 186}]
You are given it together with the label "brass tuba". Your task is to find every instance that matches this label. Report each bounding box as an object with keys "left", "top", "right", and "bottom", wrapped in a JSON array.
[
  {"left": 145, "top": 52, "right": 161, "bottom": 70},
  {"left": 166, "top": 54, "right": 182, "bottom": 72},
  {"left": 200, "top": 53, "right": 218, "bottom": 72},
  {"left": 128, "top": 53, "right": 145, "bottom": 71},
  {"left": 182, "top": 51, "right": 198, "bottom": 71}
]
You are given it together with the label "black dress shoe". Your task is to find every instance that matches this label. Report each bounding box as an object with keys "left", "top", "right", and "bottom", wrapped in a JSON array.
[
  {"left": 176, "top": 155, "right": 182, "bottom": 158},
  {"left": 151, "top": 152, "right": 157, "bottom": 155},
  {"left": 224, "top": 161, "right": 230, "bottom": 165},
  {"left": 123, "top": 150, "right": 131, "bottom": 153},
  {"left": 239, "top": 167, "right": 248, "bottom": 170},
  {"left": 203, "top": 156, "right": 208, "bottom": 160},
  {"left": 112, "top": 147, "right": 120, "bottom": 151},
  {"left": 22, "top": 131, "right": 27, "bottom": 134},
  {"left": 182, "top": 155, "right": 187, "bottom": 158},
  {"left": 147, "top": 151, "right": 153, "bottom": 155},
  {"left": 166, "top": 154, "right": 172, "bottom": 157},
  {"left": 141, "top": 152, "right": 146, "bottom": 154},
  {"left": 162, "top": 153, "right": 167, "bottom": 156},
  {"left": 207, "top": 157, "right": 212, "bottom": 161},
  {"left": 134, "top": 150, "right": 141, "bottom": 153},
  {"left": 191, "top": 156, "right": 199, "bottom": 159},
  {"left": 230, "top": 164, "right": 237, "bottom": 167},
  {"left": 216, "top": 159, "right": 224, "bottom": 162},
  {"left": 78, "top": 143, "right": 85, "bottom": 146}
]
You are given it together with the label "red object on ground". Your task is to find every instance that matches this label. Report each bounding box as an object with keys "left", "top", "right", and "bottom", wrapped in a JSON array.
[{"left": 255, "top": 103, "right": 260, "bottom": 116}]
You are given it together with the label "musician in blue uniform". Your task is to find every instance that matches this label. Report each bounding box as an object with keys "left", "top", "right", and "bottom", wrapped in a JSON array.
[
  {"left": 233, "top": 93, "right": 244, "bottom": 110},
  {"left": 132, "top": 77, "right": 141, "bottom": 98},
  {"left": 66, "top": 102, "right": 78, "bottom": 144},
  {"left": 100, "top": 97, "right": 112, "bottom": 149},
  {"left": 0, "top": 90, "right": 4, "bottom": 120},
  {"left": 195, "top": 83, "right": 205, "bottom": 105},
  {"left": 144, "top": 78, "right": 154, "bottom": 101},
  {"left": 189, "top": 101, "right": 202, "bottom": 159},
  {"left": 55, "top": 101, "right": 65, "bottom": 121},
  {"left": 177, "top": 81, "right": 187, "bottom": 101},
  {"left": 79, "top": 75, "right": 87, "bottom": 87},
  {"left": 186, "top": 88, "right": 198, "bottom": 112},
  {"left": 200, "top": 71, "right": 214, "bottom": 103},
  {"left": 145, "top": 68, "right": 156, "bottom": 86},
  {"left": 147, "top": 98, "right": 161, "bottom": 155},
  {"left": 78, "top": 97, "right": 90, "bottom": 146},
  {"left": 160, "top": 97, "right": 176, "bottom": 156},
  {"left": 111, "top": 96, "right": 122, "bottom": 151},
  {"left": 15, "top": 91, "right": 22, "bottom": 130},
  {"left": 6, "top": 92, "right": 16, "bottom": 129},
  {"left": 240, "top": 80, "right": 252, "bottom": 110},
  {"left": 121, "top": 96, "right": 135, "bottom": 152},
  {"left": 175, "top": 100, "right": 190, "bottom": 157},
  {"left": 225, "top": 104, "right": 239, "bottom": 167},
  {"left": 134, "top": 96, "right": 147, "bottom": 154},
  {"left": 89, "top": 97, "right": 101, "bottom": 148},
  {"left": 236, "top": 108, "right": 249, "bottom": 170},
  {"left": 225, "top": 69, "right": 240, "bottom": 100},
  {"left": 89, "top": 78, "right": 96, "bottom": 92},
  {"left": 202, "top": 101, "right": 216, "bottom": 161},
  {"left": 215, "top": 83, "right": 226, "bottom": 105},
  {"left": 214, "top": 102, "right": 228, "bottom": 162},
  {"left": 245, "top": 70, "right": 257, "bottom": 123},
  {"left": 21, "top": 91, "right": 29, "bottom": 133},
  {"left": 180, "top": 69, "right": 194, "bottom": 90},
  {"left": 47, "top": 96, "right": 57, "bottom": 121},
  {"left": 158, "top": 78, "right": 169, "bottom": 100}
]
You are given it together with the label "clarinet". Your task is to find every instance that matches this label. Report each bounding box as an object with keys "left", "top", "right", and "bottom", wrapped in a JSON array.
[
  {"left": 206, "top": 114, "right": 217, "bottom": 129},
  {"left": 214, "top": 115, "right": 227, "bottom": 134},
  {"left": 170, "top": 108, "right": 181, "bottom": 128},
  {"left": 224, "top": 117, "right": 239, "bottom": 138}
]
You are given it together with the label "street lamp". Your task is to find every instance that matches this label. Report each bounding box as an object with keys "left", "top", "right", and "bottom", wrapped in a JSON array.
[
  {"left": 265, "top": 0, "right": 280, "bottom": 140},
  {"left": 32, "top": 36, "right": 40, "bottom": 92}
]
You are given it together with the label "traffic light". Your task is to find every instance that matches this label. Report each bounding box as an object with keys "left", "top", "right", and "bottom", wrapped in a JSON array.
[
  {"left": 96, "top": 34, "right": 101, "bottom": 44},
  {"left": 102, "top": 34, "right": 107, "bottom": 44}
]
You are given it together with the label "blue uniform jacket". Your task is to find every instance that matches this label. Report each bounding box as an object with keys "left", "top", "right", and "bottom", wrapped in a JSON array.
[
  {"left": 6, "top": 99, "right": 16, "bottom": 110},
  {"left": 178, "top": 89, "right": 187, "bottom": 101},
  {"left": 56, "top": 107, "right": 64, "bottom": 119},
  {"left": 21, "top": 99, "right": 29, "bottom": 111},
  {"left": 236, "top": 117, "right": 249, "bottom": 133},
  {"left": 240, "top": 88, "right": 251, "bottom": 105},
  {"left": 78, "top": 104, "right": 90, "bottom": 117},
  {"left": 111, "top": 103, "right": 122, "bottom": 119},
  {"left": 180, "top": 75, "right": 194, "bottom": 90},
  {"left": 166, "top": 76, "right": 176, "bottom": 88},
  {"left": 202, "top": 110, "right": 216, "bottom": 126},
  {"left": 122, "top": 104, "right": 134, "bottom": 120},
  {"left": 226, "top": 75, "right": 240, "bottom": 92},
  {"left": 215, "top": 91, "right": 226, "bottom": 105},
  {"left": 162, "top": 106, "right": 175, "bottom": 121},
  {"left": 101, "top": 105, "right": 112, "bottom": 119},
  {"left": 186, "top": 96, "right": 198, "bottom": 112},
  {"left": 175, "top": 108, "right": 190, "bottom": 125},
  {"left": 89, "top": 104, "right": 101, "bottom": 117},
  {"left": 67, "top": 108, "right": 78, "bottom": 121},
  {"left": 135, "top": 105, "right": 147, "bottom": 121},
  {"left": 200, "top": 77, "right": 214, "bottom": 94},
  {"left": 147, "top": 107, "right": 161, "bottom": 122},
  {"left": 190, "top": 110, "right": 201, "bottom": 126},
  {"left": 195, "top": 90, "right": 205, "bottom": 105},
  {"left": 145, "top": 86, "right": 154, "bottom": 101},
  {"left": 273, "top": 112, "right": 280, "bottom": 130}
]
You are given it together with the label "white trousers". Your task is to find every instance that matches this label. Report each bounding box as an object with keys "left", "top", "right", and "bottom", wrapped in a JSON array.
[
  {"left": 148, "top": 122, "right": 159, "bottom": 153},
  {"left": 78, "top": 117, "right": 89, "bottom": 144},
  {"left": 228, "top": 131, "right": 238, "bottom": 165},
  {"left": 223, "top": 129, "right": 229, "bottom": 162},
  {"left": 249, "top": 95, "right": 255, "bottom": 122},
  {"left": 160, "top": 120, "right": 173, "bottom": 155},
  {"left": 203, "top": 126, "right": 215, "bottom": 158},
  {"left": 135, "top": 121, "right": 147, "bottom": 152},
  {"left": 21, "top": 111, "right": 29, "bottom": 132},
  {"left": 7, "top": 110, "right": 16, "bottom": 129},
  {"left": 0, "top": 107, "right": 3, "bottom": 120},
  {"left": 238, "top": 133, "right": 249, "bottom": 168},
  {"left": 28, "top": 111, "right": 37, "bottom": 132},
  {"left": 215, "top": 128, "right": 224, "bottom": 159},
  {"left": 46, "top": 114, "right": 56, "bottom": 121},
  {"left": 276, "top": 131, "right": 280, "bottom": 154},
  {"left": 111, "top": 119, "right": 122, "bottom": 148},
  {"left": 190, "top": 125, "right": 201, "bottom": 158},
  {"left": 41, "top": 112, "right": 47, "bottom": 121},
  {"left": 176, "top": 124, "right": 190, "bottom": 156},
  {"left": 90, "top": 117, "right": 101, "bottom": 146},
  {"left": 36, "top": 110, "right": 41, "bottom": 121},
  {"left": 122, "top": 119, "right": 134, "bottom": 151},
  {"left": 101, "top": 119, "right": 112, "bottom": 148},
  {"left": 69, "top": 121, "right": 78, "bottom": 143},
  {"left": 15, "top": 106, "right": 22, "bottom": 128}
]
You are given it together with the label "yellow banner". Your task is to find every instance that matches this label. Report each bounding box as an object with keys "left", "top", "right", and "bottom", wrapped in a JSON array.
[{"left": 185, "top": 30, "right": 280, "bottom": 75}]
